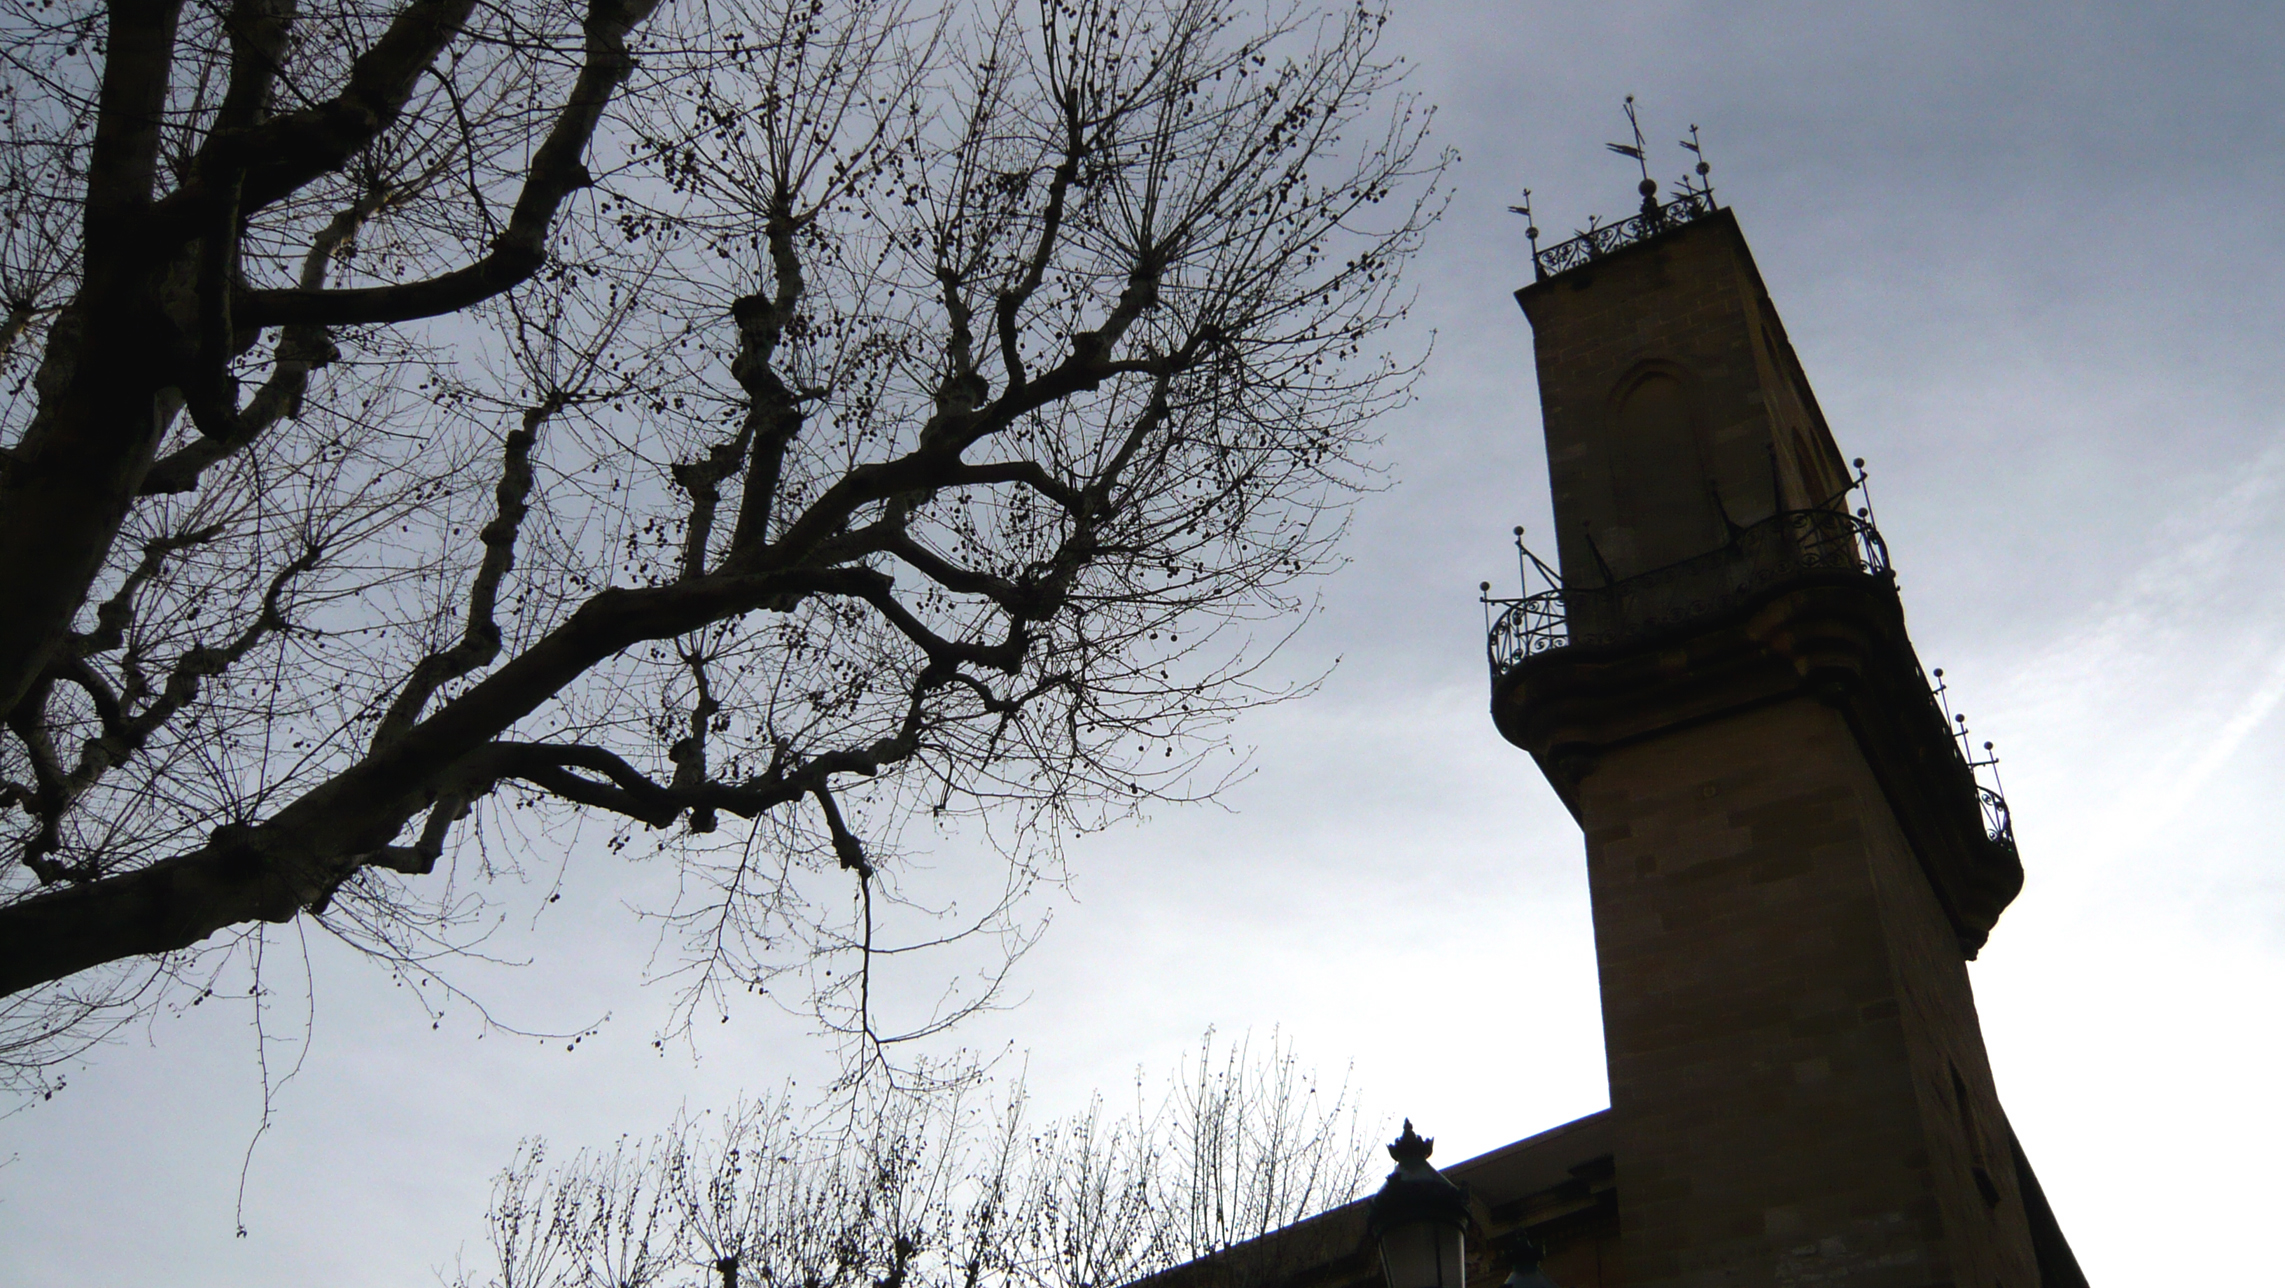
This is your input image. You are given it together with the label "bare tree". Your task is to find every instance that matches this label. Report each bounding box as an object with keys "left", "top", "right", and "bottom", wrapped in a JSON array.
[
  {"left": 456, "top": 1030, "right": 1377, "bottom": 1288},
  {"left": 0, "top": 0, "right": 676, "bottom": 1083},
  {"left": 0, "top": 0, "right": 1446, "bottom": 1089}
]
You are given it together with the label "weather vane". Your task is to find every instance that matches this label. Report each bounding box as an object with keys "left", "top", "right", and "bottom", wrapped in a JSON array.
[
  {"left": 1506, "top": 188, "right": 1541, "bottom": 262},
  {"left": 1679, "top": 122, "right": 1714, "bottom": 200},
  {"left": 1606, "top": 94, "right": 1658, "bottom": 214},
  {"left": 1510, "top": 99, "right": 1719, "bottom": 278}
]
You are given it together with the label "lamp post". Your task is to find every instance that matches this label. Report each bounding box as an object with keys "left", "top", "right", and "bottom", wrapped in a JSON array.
[{"left": 1367, "top": 1121, "right": 1470, "bottom": 1288}]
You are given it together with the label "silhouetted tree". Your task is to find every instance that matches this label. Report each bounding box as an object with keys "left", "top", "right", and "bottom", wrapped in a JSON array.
[
  {"left": 457, "top": 1031, "right": 1375, "bottom": 1288},
  {"left": 0, "top": 0, "right": 1444, "bottom": 1089}
]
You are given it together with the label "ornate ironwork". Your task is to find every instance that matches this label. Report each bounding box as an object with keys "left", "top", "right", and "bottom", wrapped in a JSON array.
[
  {"left": 1531, "top": 189, "right": 1719, "bottom": 281},
  {"left": 1978, "top": 787, "right": 2016, "bottom": 856},
  {"left": 1481, "top": 506, "right": 1890, "bottom": 679},
  {"left": 1480, "top": 525, "right": 1567, "bottom": 670},
  {"left": 1485, "top": 588, "right": 1568, "bottom": 669},
  {"left": 1930, "top": 667, "right": 2019, "bottom": 857},
  {"left": 1519, "top": 101, "right": 1720, "bottom": 282},
  {"left": 1482, "top": 506, "right": 2022, "bottom": 860}
]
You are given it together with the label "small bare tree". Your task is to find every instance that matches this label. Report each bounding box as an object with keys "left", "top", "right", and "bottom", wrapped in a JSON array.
[
  {"left": 457, "top": 1031, "right": 1377, "bottom": 1288},
  {"left": 0, "top": 0, "right": 1446, "bottom": 1089}
]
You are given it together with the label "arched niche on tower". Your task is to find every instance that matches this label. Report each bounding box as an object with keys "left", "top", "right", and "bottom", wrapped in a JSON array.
[
  {"left": 1595, "top": 360, "right": 1722, "bottom": 580},
  {"left": 1748, "top": 297, "right": 1852, "bottom": 513}
]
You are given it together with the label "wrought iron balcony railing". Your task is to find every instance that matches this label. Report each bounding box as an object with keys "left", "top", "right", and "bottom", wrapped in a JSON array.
[
  {"left": 1482, "top": 506, "right": 1890, "bottom": 678},
  {"left": 1931, "top": 666, "right": 2019, "bottom": 860},
  {"left": 1481, "top": 503, "right": 2019, "bottom": 860},
  {"left": 1979, "top": 787, "right": 2016, "bottom": 857},
  {"left": 1530, "top": 188, "right": 1719, "bottom": 281}
]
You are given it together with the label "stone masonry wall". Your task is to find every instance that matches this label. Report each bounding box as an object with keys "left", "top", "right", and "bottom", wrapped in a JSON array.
[
  {"left": 1519, "top": 213, "right": 1844, "bottom": 586},
  {"left": 1575, "top": 697, "right": 2039, "bottom": 1288}
]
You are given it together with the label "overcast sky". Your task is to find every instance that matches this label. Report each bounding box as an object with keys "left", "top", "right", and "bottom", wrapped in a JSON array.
[{"left": 6, "top": 3, "right": 2282, "bottom": 1284}]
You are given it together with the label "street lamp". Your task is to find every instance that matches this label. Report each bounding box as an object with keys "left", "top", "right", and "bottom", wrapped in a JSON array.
[{"left": 1367, "top": 1121, "right": 1470, "bottom": 1288}]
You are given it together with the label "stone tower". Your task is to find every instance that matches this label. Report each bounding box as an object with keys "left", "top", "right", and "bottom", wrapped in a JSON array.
[{"left": 1491, "top": 195, "right": 2052, "bottom": 1286}]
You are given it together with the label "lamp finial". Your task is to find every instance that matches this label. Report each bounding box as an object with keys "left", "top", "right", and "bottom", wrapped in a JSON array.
[{"left": 1389, "top": 1119, "right": 1434, "bottom": 1165}]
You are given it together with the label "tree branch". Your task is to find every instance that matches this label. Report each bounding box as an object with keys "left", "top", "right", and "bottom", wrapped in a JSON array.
[
  {"left": 990, "top": 86, "right": 1087, "bottom": 394},
  {"left": 724, "top": 201, "right": 810, "bottom": 555},
  {"left": 31, "top": 545, "right": 324, "bottom": 862},
  {"left": 942, "top": 461, "right": 1085, "bottom": 515},
  {"left": 83, "top": 0, "right": 188, "bottom": 269},
  {"left": 0, "top": 564, "right": 879, "bottom": 996},
  {"left": 233, "top": 0, "right": 665, "bottom": 327},
  {"left": 162, "top": 0, "right": 480, "bottom": 224},
  {"left": 372, "top": 395, "right": 550, "bottom": 746},
  {"left": 672, "top": 427, "right": 753, "bottom": 581},
  {"left": 668, "top": 649, "right": 720, "bottom": 832},
  {"left": 69, "top": 524, "right": 227, "bottom": 659},
  {"left": 140, "top": 190, "right": 375, "bottom": 495}
]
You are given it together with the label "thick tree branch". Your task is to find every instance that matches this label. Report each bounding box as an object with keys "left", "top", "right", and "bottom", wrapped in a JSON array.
[
  {"left": 372, "top": 395, "right": 549, "bottom": 747},
  {"left": 674, "top": 422, "right": 757, "bottom": 580},
  {"left": 83, "top": 0, "right": 188, "bottom": 267},
  {"left": 842, "top": 574, "right": 1025, "bottom": 675},
  {"left": 480, "top": 742, "right": 686, "bottom": 828},
  {"left": 3, "top": 678, "right": 70, "bottom": 881},
  {"left": 234, "top": 0, "right": 664, "bottom": 327},
  {"left": 745, "top": 343, "right": 1147, "bottom": 574},
  {"left": 209, "top": 0, "right": 297, "bottom": 138},
  {"left": 70, "top": 524, "right": 227, "bottom": 659},
  {"left": 810, "top": 785, "right": 870, "bottom": 877},
  {"left": 724, "top": 202, "right": 810, "bottom": 555},
  {"left": 942, "top": 461, "right": 1086, "bottom": 515},
  {"left": 668, "top": 649, "right": 720, "bottom": 831},
  {"left": 879, "top": 533, "right": 1022, "bottom": 606},
  {"left": 160, "top": 0, "right": 480, "bottom": 225},
  {"left": 141, "top": 190, "right": 375, "bottom": 495},
  {"left": 8, "top": 542, "right": 316, "bottom": 886}
]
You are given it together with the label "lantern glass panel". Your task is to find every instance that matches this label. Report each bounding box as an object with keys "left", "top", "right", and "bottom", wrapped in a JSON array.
[{"left": 1378, "top": 1223, "right": 1465, "bottom": 1288}]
